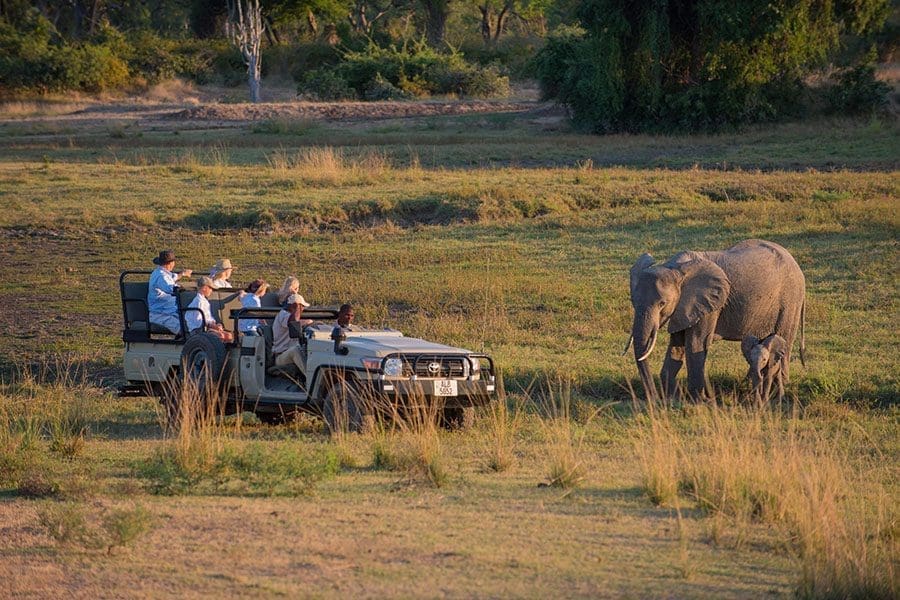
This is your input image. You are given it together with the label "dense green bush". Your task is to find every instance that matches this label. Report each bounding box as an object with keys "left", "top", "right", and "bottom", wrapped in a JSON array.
[
  {"left": 364, "top": 73, "right": 412, "bottom": 101},
  {"left": 534, "top": 1, "right": 891, "bottom": 132},
  {"left": 828, "top": 56, "right": 891, "bottom": 114},
  {"left": 459, "top": 35, "right": 541, "bottom": 78},
  {"left": 298, "top": 42, "right": 509, "bottom": 100},
  {"left": 299, "top": 69, "right": 356, "bottom": 100},
  {"left": 0, "top": 23, "right": 129, "bottom": 93}
]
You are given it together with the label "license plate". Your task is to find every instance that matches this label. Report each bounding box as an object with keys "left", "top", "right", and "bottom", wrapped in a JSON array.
[{"left": 433, "top": 379, "right": 458, "bottom": 397}]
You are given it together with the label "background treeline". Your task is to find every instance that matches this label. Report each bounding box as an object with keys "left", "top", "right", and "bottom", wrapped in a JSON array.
[
  {"left": 0, "top": 0, "right": 556, "bottom": 98},
  {"left": 0, "top": 0, "right": 896, "bottom": 131}
]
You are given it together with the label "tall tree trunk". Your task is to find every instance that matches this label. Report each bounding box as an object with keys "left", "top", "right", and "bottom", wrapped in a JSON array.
[
  {"left": 227, "top": 0, "right": 264, "bottom": 103},
  {"left": 422, "top": 0, "right": 450, "bottom": 48},
  {"left": 264, "top": 15, "right": 280, "bottom": 45},
  {"left": 248, "top": 53, "right": 261, "bottom": 103},
  {"left": 479, "top": 5, "right": 493, "bottom": 45},
  {"left": 493, "top": 4, "right": 509, "bottom": 42}
]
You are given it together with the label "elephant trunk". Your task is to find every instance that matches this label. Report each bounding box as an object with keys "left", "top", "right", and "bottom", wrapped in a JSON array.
[{"left": 632, "top": 312, "right": 660, "bottom": 402}]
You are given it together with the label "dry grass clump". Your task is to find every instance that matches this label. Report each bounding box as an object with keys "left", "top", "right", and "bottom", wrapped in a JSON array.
[
  {"left": 634, "top": 401, "right": 897, "bottom": 598},
  {"left": 366, "top": 393, "right": 448, "bottom": 487},
  {"left": 38, "top": 501, "right": 154, "bottom": 555},
  {"left": 266, "top": 145, "right": 392, "bottom": 185},
  {"left": 0, "top": 100, "right": 90, "bottom": 117},
  {"left": 535, "top": 378, "right": 600, "bottom": 489},
  {"left": 0, "top": 355, "right": 100, "bottom": 490},
  {"left": 479, "top": 375, "right": 522, "bottom": 473},
  {"left": 142, "top": 375, "right": 339, "bottom": 495}
]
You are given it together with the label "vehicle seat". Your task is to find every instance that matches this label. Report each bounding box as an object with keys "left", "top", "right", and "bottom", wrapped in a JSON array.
[
  {"left": 121, "top": 280, "right": 177, "bottom": 339},
  {"left": 209, "top": 290, "right": 242, "bottom": 334},
  {"left": 259, "top": 324, "right": 301, "bottom": 379}
]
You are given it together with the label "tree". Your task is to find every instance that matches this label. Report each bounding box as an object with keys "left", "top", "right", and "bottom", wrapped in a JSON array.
[
  {"left": 534, "top": 0, "right": 890, "bottom": 132},
  {"left": 476, "top": 0, "right": 512, "bottom": 45},
  {"left": 226, "top": 0, "right": 263, "bottom": 102}
]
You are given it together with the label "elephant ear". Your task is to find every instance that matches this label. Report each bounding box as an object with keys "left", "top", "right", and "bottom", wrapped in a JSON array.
[
  {"left": 741, "top": 336, "right": 759, "bottom": 363},
  {"left": 630, "top": 253, "right": 655, "bottom": 299},
  {"left": 766, "top": 335, "right": 788, "bottom": 363},
  {"left": 668, "top": 259, "right": 731, "bottom": 333}
]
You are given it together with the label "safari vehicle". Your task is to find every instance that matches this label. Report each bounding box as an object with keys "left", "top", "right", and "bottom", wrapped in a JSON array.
[{"left": 118, "top": 270, "right": 496, "bottom": 430}]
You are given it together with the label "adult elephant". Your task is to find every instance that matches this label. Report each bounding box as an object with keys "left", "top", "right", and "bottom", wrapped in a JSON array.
[{"left": 627, "top": 239, "right": 806, "bottom": 401}]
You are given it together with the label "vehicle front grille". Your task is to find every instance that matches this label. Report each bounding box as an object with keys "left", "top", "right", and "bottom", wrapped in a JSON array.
[{"left": 404, "top": 356, "right": 467, "bottom": 378}]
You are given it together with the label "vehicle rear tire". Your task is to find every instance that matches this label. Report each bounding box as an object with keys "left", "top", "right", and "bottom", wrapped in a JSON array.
[
  {"left": 442, "top": 406, "right": 476, "bottom": 430},
  {"left": 323, "top": 381, "right": 374, "bottom": 434},
  {"left": 165, "top": 333, "right": 229, "bottom": 427},
  {"left": 181, "top": 333, "right": 228, "bottom": 395}
]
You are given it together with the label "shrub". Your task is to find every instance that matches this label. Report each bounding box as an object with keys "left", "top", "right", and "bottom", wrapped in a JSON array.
[
  {"left": 310, "top": 42, "right": 510, "bottom": 101},
  {"left": 37, "top": 502, "right": 154, "bottom": 554},
  {"left": 364, "top": 73, "right": 411, "bottom": 101},
  {"left": 829, "top": 59, "right": 891, "bottom": 114},
  {"left": 459, "top": 35, "right": 541, "bottom": 78},
  {"left": 299, "top": 69, "right": 356, "bottom": 101}
]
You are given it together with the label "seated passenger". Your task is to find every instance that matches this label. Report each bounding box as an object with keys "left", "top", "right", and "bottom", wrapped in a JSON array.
[
  {"left": 209, "top": 258, "right": 236, "bottom": 289},
  {"left": 240, "top": 279, "right": 268, "bottom": 335},
  {"left": 335, "top": 303, "right": 357, "bottom": 332},
  {"left": 186, "top": 276, "right": 234, "bottom": 342},
  {"left": 148, "top": 249, "right": 192, "bottom": 335},
  {"left": 272, "top": 293, "right": 313, "bottom": 375},
  {"left": 276, "top": 276, "right": 300, "bottom": 307}
]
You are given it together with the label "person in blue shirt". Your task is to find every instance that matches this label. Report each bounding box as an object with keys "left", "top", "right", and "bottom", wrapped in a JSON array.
[{"left": 148, "top": 249, "right": 192, "bottom": 334}]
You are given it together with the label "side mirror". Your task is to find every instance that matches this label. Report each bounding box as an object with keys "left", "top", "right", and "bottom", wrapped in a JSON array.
[{"left": 331, "top": 326, "right": 349, "bottom": 355}]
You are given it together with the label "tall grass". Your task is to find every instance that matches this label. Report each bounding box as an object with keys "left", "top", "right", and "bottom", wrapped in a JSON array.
[
  {"left": 479, "top": 373, "right": 522, "bottom": 473},
  {"left": 143, "top": 375, "right": 339, "bottom": 495},
  {"left": 634, "top": 400, "right": 897, "bottom": 598},
  {"left": 364, "top": 389, "right": 448, "bottom": 487},
  {"left": 535, "top": 378, "right": 601, "bottom": 489},
  {"left": 265, "top": 145, "right": 392, "bottom": 184}
]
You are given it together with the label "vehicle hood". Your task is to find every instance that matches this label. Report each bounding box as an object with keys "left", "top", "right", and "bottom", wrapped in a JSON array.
[{"left": 344, "top": 335, "right": 473, "bottom": 355}]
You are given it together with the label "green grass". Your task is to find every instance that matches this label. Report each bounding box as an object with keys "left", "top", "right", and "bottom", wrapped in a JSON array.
[{"left": 0, "top": 104, "right": 897, "bottom": 597}]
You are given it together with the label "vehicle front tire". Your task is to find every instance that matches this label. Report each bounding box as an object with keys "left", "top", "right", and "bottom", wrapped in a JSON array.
[{"left": 322, "top": 381, "right": 374, "bottom": 434}]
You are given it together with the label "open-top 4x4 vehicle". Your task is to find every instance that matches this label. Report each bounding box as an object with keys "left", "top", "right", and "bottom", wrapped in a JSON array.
[{"left": 118, "top": 270, "right": 496, "bottom": 430}]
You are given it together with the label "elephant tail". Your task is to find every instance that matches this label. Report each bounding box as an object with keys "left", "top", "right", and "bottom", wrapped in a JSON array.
[{"left": 799, "top": 300, "right": 807, "bottom": 367}]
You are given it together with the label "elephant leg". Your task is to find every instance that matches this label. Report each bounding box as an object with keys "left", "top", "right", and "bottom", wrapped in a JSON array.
[
  {"left": 776, "top": 372, "right": 785, "bottom": 405},
  {"left": 660, "top": 332, "right": 685, "bottom": 401},
  {"left": 685, "top": 348, "right": 711, "bottom": 402},
  {"left": 762, "top": 373, "right": 773, "bottom": 405}
]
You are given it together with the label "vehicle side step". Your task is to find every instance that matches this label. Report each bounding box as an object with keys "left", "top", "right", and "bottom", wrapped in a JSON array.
[{"left": 118, "top": 385, "right": 149, "bottom": 398}]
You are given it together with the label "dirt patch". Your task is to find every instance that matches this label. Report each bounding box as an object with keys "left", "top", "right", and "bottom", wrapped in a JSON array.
[{"left": 171, "top": 100, "right": 542, "bottom": 122}]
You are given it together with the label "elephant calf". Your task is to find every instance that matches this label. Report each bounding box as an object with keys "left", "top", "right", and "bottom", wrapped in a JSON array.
[{"left": 741, "top": 334, "right": 788, "bottom": 404}]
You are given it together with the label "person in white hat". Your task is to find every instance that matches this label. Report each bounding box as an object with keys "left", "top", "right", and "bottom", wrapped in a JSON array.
[
  {"left": 185, "top": 276, "right": 234, "bottom": 342},
  {"left": 272, "top": 293, "right": 313, "bottom": 375},
  {"left": 209, "top": 258, "right": 235, "bottom": 289}
]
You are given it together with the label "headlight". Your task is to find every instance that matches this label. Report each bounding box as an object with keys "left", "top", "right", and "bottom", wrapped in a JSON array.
[
  {"left": 383, "top": 358, "right": 404, "bottom": 377},
  {"left": 470, "top": 358, "right": 481, "bottom": 374}
]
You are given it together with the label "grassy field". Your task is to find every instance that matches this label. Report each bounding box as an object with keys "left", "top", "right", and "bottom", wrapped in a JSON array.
[{"left": 0, "top": 100, "right": 897, "bottom": 598}]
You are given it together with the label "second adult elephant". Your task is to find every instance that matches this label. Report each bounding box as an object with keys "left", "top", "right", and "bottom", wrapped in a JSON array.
[{"left": 627, "top": 239, "right": 806, "bottom": 401}]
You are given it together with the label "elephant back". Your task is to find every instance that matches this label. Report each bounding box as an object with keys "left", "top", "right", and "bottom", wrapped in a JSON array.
[{"left": 715, "top": 240, "right": 805, "bottom": 343}]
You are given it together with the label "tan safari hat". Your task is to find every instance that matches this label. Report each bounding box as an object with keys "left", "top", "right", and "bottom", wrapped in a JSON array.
[
  {"left": 286, "top": 293, "right": 310, "bottom": 307},
  {"left": 212, "top": 258, "right": 234, "bottom": 275}
]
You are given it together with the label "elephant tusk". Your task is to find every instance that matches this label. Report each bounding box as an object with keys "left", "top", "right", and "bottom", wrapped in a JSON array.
[
  {"left": 636, "top": 331, "right": 657, "bottom": 362},
  {"left": 621, "top": 334, "right": 633, "bottom": 356}
]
